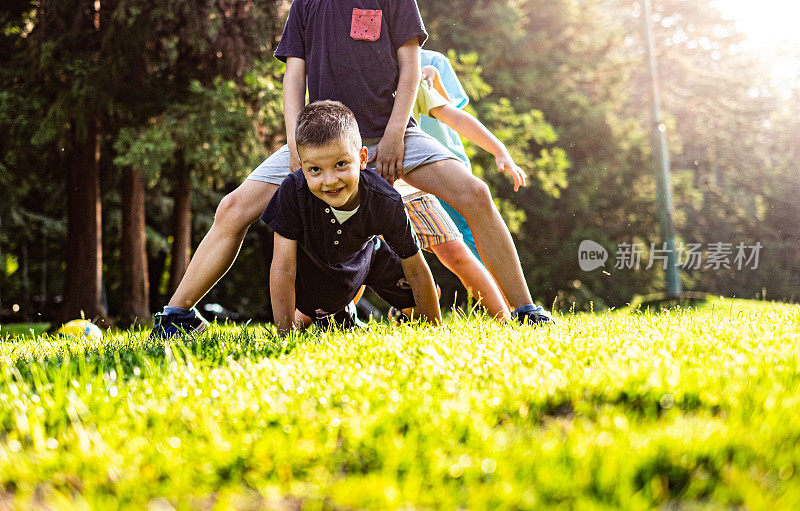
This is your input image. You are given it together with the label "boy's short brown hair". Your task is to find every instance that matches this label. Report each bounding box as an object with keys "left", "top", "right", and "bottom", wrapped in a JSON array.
[{"left": 295, "top": 100, "right": 361, "bottom": 152}]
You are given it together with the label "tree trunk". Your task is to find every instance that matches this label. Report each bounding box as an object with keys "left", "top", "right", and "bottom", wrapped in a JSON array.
[
  {"left": 149, "top": 250, "right": 167, "bottom": 310},
  {"left": 22, "top": 242, "right": 29, "bottom": 320},
  {"left": 0, "top": 215, "right": 3, "bottom": 313},
  {"left": 120, "top": 166, "right": 150, "bottom": 326},
  {"left": 37, "top": 241, "right": 48, "bottom": 320},
  {"left": 168, "top": 153, "right": 192, "bottom": 296},
  {"left": 62, "top": 119, "right": 108, "bottom": 323},
  {"left": 41, "top": 241, "right": 47, "bottom": 300}
]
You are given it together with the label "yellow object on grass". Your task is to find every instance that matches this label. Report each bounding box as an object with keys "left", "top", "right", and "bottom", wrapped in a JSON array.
[{"left": 57, "top": 319, "right": 103, "bottom": 342}]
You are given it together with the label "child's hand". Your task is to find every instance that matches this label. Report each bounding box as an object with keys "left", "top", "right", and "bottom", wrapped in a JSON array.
[
  {"left": 421, "top": 66, "right": 451, "bottom": 102},
  {"left": 369, "top": 130, "right": 405, "bottom": 184},
  {"left": 421, "top": 66, "right": 437, "bottom": 90},
  {"left": 496, "top": 151, "right": 527, "bottom": 192}
]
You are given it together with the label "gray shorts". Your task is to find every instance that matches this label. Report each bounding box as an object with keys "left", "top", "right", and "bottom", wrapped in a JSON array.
[{"left": 247, "top": 125, "right": 458, "bottom": 185}]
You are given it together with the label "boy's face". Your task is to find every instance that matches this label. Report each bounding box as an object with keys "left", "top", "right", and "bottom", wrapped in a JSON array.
[{"left": 299, "top": 138, "right": 368, "bottom": 210}]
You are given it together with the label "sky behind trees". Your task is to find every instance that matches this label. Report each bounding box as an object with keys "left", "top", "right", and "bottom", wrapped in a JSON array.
[{"left": 713, "top": 0, "right": 800, "bottom": 80}]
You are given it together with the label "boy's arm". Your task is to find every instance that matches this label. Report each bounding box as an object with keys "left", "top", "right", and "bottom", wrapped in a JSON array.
[
  {"left": 400, "top": 252, "right": 441, "bottom": 324},
  {"left": 270, "top": 232, "right": 300, "bottom": 335},
  {"left": 369, "top": 38, "right": 421, "bottom": 185},
  {"left": 429, "top": 103, "right": 528, "bottom": 192},
  {"left": 283, "top": 57, "right": 307, "bottom": 172}
]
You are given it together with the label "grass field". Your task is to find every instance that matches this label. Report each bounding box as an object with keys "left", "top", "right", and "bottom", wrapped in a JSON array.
[
  {"left": 2, "top": 298, "right": 800, "bottom": 509},
  {"left": 0, "top": 323, "right": 50, "bottom": 338}
]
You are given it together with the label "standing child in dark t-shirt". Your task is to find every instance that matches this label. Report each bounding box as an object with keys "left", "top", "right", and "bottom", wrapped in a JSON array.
[{"left": 263, "top": 101, "right": 441, "bottom": 334}]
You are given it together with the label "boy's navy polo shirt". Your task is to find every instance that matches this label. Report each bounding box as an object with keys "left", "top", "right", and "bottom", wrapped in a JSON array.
[
  {"left": 262, "top": 167, "right": 419, "bottom": 314},
  {"left": 275, "top": 0, "right": 427, "bottom": 138}
]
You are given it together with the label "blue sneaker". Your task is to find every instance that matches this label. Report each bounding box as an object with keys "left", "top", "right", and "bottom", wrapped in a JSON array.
[
  {"left": 150, "top": 307, "right": 210, "bottom": 339},
  {"left": 512, "top": 304, "right": 554, "bottom": 325}
]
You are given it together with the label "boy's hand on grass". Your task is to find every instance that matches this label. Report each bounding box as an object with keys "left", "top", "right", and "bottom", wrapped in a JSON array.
[
  {"left": 496, "top": 151, "right": 527, "bottom": 192},
  {"left": 369, "top": 130, "right": 405, "bottom": 184},
  {"left": 276, "top": 320, "right": 301, "bottom": 337}
]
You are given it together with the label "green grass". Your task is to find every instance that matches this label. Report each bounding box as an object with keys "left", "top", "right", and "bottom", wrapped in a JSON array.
[
  {"left": 615, "top": 295, "right": 787, "bottom": 316},
  {"left": 693, "top": 296, "right": 792, "bottom": 314},
  {"left": 0, "top": 323, "right": 50, "bottom": 337},
  {"left": 2, "top": 300, "right": 800, "bottom": 509}
]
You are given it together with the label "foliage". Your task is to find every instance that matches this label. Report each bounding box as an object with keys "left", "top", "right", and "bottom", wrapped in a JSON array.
[
  {"left": 1, "top": 302, "right": 800, "bottom": 507},
  {"left": 114, "top": 77, "right": 265, "bottom": 187},
  {"left": 2, "top": 0, "right": 800, "bottom": 320},
  {"left": 0, "top": 0, "right": 285, "bottom": 320},
  {"left": 611, "top": 0, "right": 798, "bottom": 301},
  {"left": 421, "top": 0, "right": 800, "bottom": 308}
]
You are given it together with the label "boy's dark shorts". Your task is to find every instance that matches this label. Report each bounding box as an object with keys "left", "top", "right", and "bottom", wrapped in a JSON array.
[{"left": 294, "top": 238, "right": 417, "bottom": 320}]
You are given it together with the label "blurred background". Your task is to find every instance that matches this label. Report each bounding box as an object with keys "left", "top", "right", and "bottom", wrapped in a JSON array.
[{"left": 1, "top": 0, "right": 798, "bottom": 326}]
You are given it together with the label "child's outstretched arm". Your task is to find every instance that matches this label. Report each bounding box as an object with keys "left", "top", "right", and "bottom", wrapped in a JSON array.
[
  {"left": 270, "top": 232, "right": 300, "bottom": 335},
  {"left": 369, "top": 38, "right": 421, "bottom": 185},
  {"left": 283, "top": 57, "right": 307, "bottom": 172},
  {"left": 429, "top": 103, "right": 528, "bottom": 192},
  {"left": 399, "top": 252, "right": 442, "bottom": 324}
]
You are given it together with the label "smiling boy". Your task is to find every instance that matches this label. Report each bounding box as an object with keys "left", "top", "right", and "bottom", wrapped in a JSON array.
[{"left": 263, "top": 101, "right": 441, "bottom": 334}]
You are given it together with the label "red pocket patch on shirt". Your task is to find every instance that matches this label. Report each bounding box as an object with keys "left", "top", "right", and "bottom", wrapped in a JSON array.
[{"left": 350, "top": 8, "right": 382, "bottom": 41}]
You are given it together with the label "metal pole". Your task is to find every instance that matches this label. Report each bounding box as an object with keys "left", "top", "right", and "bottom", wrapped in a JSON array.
[{"left": 641, "top": 0, "right": 682, "bottom": 297}]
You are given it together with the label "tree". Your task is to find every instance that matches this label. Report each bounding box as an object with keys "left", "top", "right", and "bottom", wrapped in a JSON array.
[
  {"left": 22, "top": 0, "right": 110, "bottom": 322},
  {"left": 615, "top": 0, "right": 797, "bottom": 299},
  {"left": 111, "top": 0, "right": 284, "bottom": 322}
]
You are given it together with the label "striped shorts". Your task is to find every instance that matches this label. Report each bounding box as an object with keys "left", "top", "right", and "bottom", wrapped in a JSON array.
[{"left": 405, "top": 195, "right": 463, "bottom": 251}]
